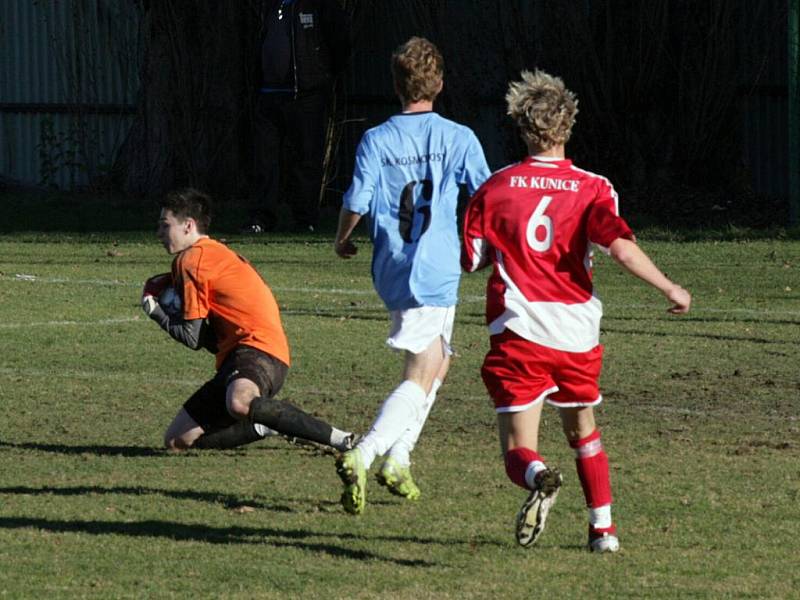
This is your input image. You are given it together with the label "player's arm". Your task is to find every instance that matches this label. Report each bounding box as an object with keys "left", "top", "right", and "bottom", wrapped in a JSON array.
[
  {"left": 334, "top": 208, "right": 361, "bottom": 258},
  {"left": 608, "top": 238, "right": 691, "bottom": 314},
  {"left": 586, "top": 181, "right": 690, "bottom": 314},
  {"left": 460, "top": 130, "right": 491, "bottom": 195},
  {"left": 335, "top": 133, "right": 375, "bottom": 258},
  {"left": 142, "top": 301, "right": 208, "bottom": 350},
  {"left": 141, "top": 273, "right": 211, "bottom": 350},
  {"left": 461, "top": 187, "right": 491, "bottom": 272}
]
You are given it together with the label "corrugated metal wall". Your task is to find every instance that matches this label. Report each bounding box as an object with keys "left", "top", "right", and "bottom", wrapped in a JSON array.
[{"left": 0, "top": 0, "right": 140, "bottom": 189}]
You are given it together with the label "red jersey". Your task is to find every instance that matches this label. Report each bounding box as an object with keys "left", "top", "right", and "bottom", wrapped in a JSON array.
[
  {"left": 172, "top": 238, "right": 290, "bottom": 369},
  {"left": 461, "top": 157, "right": 633, "bottom": 352}
]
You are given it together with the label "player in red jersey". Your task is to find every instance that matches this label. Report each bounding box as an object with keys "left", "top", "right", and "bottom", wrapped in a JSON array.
[{"left": 461, "top": 70, "right": 691, "bottom": 552}]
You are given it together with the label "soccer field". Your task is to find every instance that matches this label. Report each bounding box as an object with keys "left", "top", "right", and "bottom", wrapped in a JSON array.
[{"left": 1, "top": 231, "right": 798, "bottom": 599}]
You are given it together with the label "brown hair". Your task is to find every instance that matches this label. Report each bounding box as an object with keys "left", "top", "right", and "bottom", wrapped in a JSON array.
[
  {"left": 506, "top": 69, "right": 578, "bottom": 151},
  {"left": 391, "top": 37, "right": 444, "bottom": 104},
  {"left": 161, "top": 188, "right": 212, "bottom": 234}
]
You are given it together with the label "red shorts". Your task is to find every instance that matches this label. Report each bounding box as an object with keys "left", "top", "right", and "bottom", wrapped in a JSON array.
[{"left": 481, "top": 329, "right": 604, "bottom": 412}]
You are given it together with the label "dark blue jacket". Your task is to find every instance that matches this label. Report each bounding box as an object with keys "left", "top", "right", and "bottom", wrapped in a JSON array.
[{"left": 260, "top": 0, "right": 352, "bottom": 93}]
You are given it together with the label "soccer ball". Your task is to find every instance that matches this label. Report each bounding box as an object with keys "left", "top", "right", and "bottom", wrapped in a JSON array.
[{"left": 159, "top": 286, "right": 183, "bottom": 318}]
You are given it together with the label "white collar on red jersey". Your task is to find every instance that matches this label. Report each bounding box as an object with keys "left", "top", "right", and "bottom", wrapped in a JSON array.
[{"left": 530, "top": 155, "right": 568, "bottom": 168}]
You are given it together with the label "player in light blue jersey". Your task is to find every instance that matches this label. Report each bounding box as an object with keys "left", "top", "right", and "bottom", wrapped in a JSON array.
[
  {"left": 332, "top": 36, "right": 490, "bottom": 514},
  {"left": 340, "top": 98, "right": 488, "bottom": 310}
]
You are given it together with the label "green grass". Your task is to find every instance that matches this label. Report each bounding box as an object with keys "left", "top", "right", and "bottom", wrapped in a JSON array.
[{"left": 1, "top": 225, "right": 799, "bottom": 599}]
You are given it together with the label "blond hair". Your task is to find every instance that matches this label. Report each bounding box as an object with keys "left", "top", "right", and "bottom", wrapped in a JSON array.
[
  {"left": 391, "top": 37, "right": 443, "bottom": 103},
  {"left": 506, "top": 69, "right": 578, "bottom": 151}
]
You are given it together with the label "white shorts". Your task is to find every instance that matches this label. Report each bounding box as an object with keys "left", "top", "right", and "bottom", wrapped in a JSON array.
[{"left": 386, "top": 305, "right": 456, "bottom": 355}]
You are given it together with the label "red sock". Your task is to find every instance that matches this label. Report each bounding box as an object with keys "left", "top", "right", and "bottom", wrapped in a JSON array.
[
  {"left": 570, "top": 429, "right": 612, "bottom": 508},
  {"left": 589, "top": 524, "right": 617, "bottom": 537},
  {"left": 504, "top": 447, "right": 544, "bottom": 490}
]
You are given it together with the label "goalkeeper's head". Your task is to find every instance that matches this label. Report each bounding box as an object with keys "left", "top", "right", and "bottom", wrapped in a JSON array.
[
  {"left": 161, "top": 188, "right": 212, "bottom": 234},
  {"left": 506, "top": 69, "right": 578, "bottom": 153},
  {"left": 157, "top": 188, "right": 212, "bottom": 254}
]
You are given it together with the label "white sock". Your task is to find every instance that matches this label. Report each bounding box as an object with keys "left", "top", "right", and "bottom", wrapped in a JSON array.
[
  {"left": 589, "top": 504, "right": 613, "bottom": 529},
  {"left": 254, "top": 423, "right": 278, "bottom": 437},
  {"left": 524, "top": 461, "right": 547, "bottom": 489},
  {"left": 356, "top": 380, "right": 427, "bottom": 469},
  {"left": 387, "top": 378, "right": 442, "bottom": 467},
  {"left": 329, "top": 427, "right": 352, "bottom": 449}
]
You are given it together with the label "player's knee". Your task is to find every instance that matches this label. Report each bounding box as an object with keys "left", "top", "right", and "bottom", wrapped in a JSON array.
[
  {"left": 226, "top": 378, "right": 260, "bottom": 419},
  {"left": 226, "top": 384, "right": 259, "bottom": 419},
  {"left": 559, "top": 407, "right": 595, "bottom": 441},
  {"left": 227, "top": 396, "right": 251, "bottom": 420},
  {"left": 164, "top": 436, "right": 182, "bottom": 451},
  {"left": 164, "top": 433, "right": 191, "bottom": 452}
]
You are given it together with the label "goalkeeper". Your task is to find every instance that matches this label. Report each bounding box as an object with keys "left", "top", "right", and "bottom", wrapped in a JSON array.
[{"left": 142, "top": 188, "right": 356, "bottom": 453}]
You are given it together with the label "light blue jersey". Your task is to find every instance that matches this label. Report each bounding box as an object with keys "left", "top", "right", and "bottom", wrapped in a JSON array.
[{"left": 343, "top": 112, "right": 490, "bottom": 310}]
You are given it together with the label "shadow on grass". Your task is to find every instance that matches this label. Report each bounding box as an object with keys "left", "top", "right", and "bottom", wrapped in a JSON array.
[
  {"left": 0, "top": 516, "right": 438, "bottom": 565},
  {"left": 0, "top": 485, "right": 293, "bottom": 512},
  {"left": 0, "top": 439, "right": 348, "bottom": 460},
  {"left": 0, "top": 483, "right": 402, "bottom": 514},
  {"left": 0, "top": 441, "right": 163, "bottom": 457},
  {"left": 0, "top": 486, "right": 506, "bottom": 551}
]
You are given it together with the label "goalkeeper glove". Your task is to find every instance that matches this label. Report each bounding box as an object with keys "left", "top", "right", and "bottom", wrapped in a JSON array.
[
  {"left": 142, "top": 272, "right": 171, "bottom": 297},
  {"left": 141, "top": 273, "right": 171, "bottom": 317}
]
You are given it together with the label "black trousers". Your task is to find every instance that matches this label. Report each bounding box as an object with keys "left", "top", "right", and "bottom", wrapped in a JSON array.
[{"left": 252, "top": 89, "right": 330, "bottom": 228}]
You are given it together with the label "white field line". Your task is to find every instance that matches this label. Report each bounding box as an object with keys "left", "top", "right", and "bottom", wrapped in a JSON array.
[
  {"left": 0, "top": 367, "right": 200, "bottom": 387},
  {"left": 0, "top": 317, "right": 141, "bottom": 329},
  {"left": 2, "top": 275, "right": 134, "bottom": 286},
  {"left": 3, "top": 274, "right": 800, "bottom": 318}
]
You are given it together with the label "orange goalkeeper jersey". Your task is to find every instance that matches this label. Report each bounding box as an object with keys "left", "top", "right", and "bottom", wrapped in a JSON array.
[{"left": 172, "top": 238, "right": 290, "bottom": 369}]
